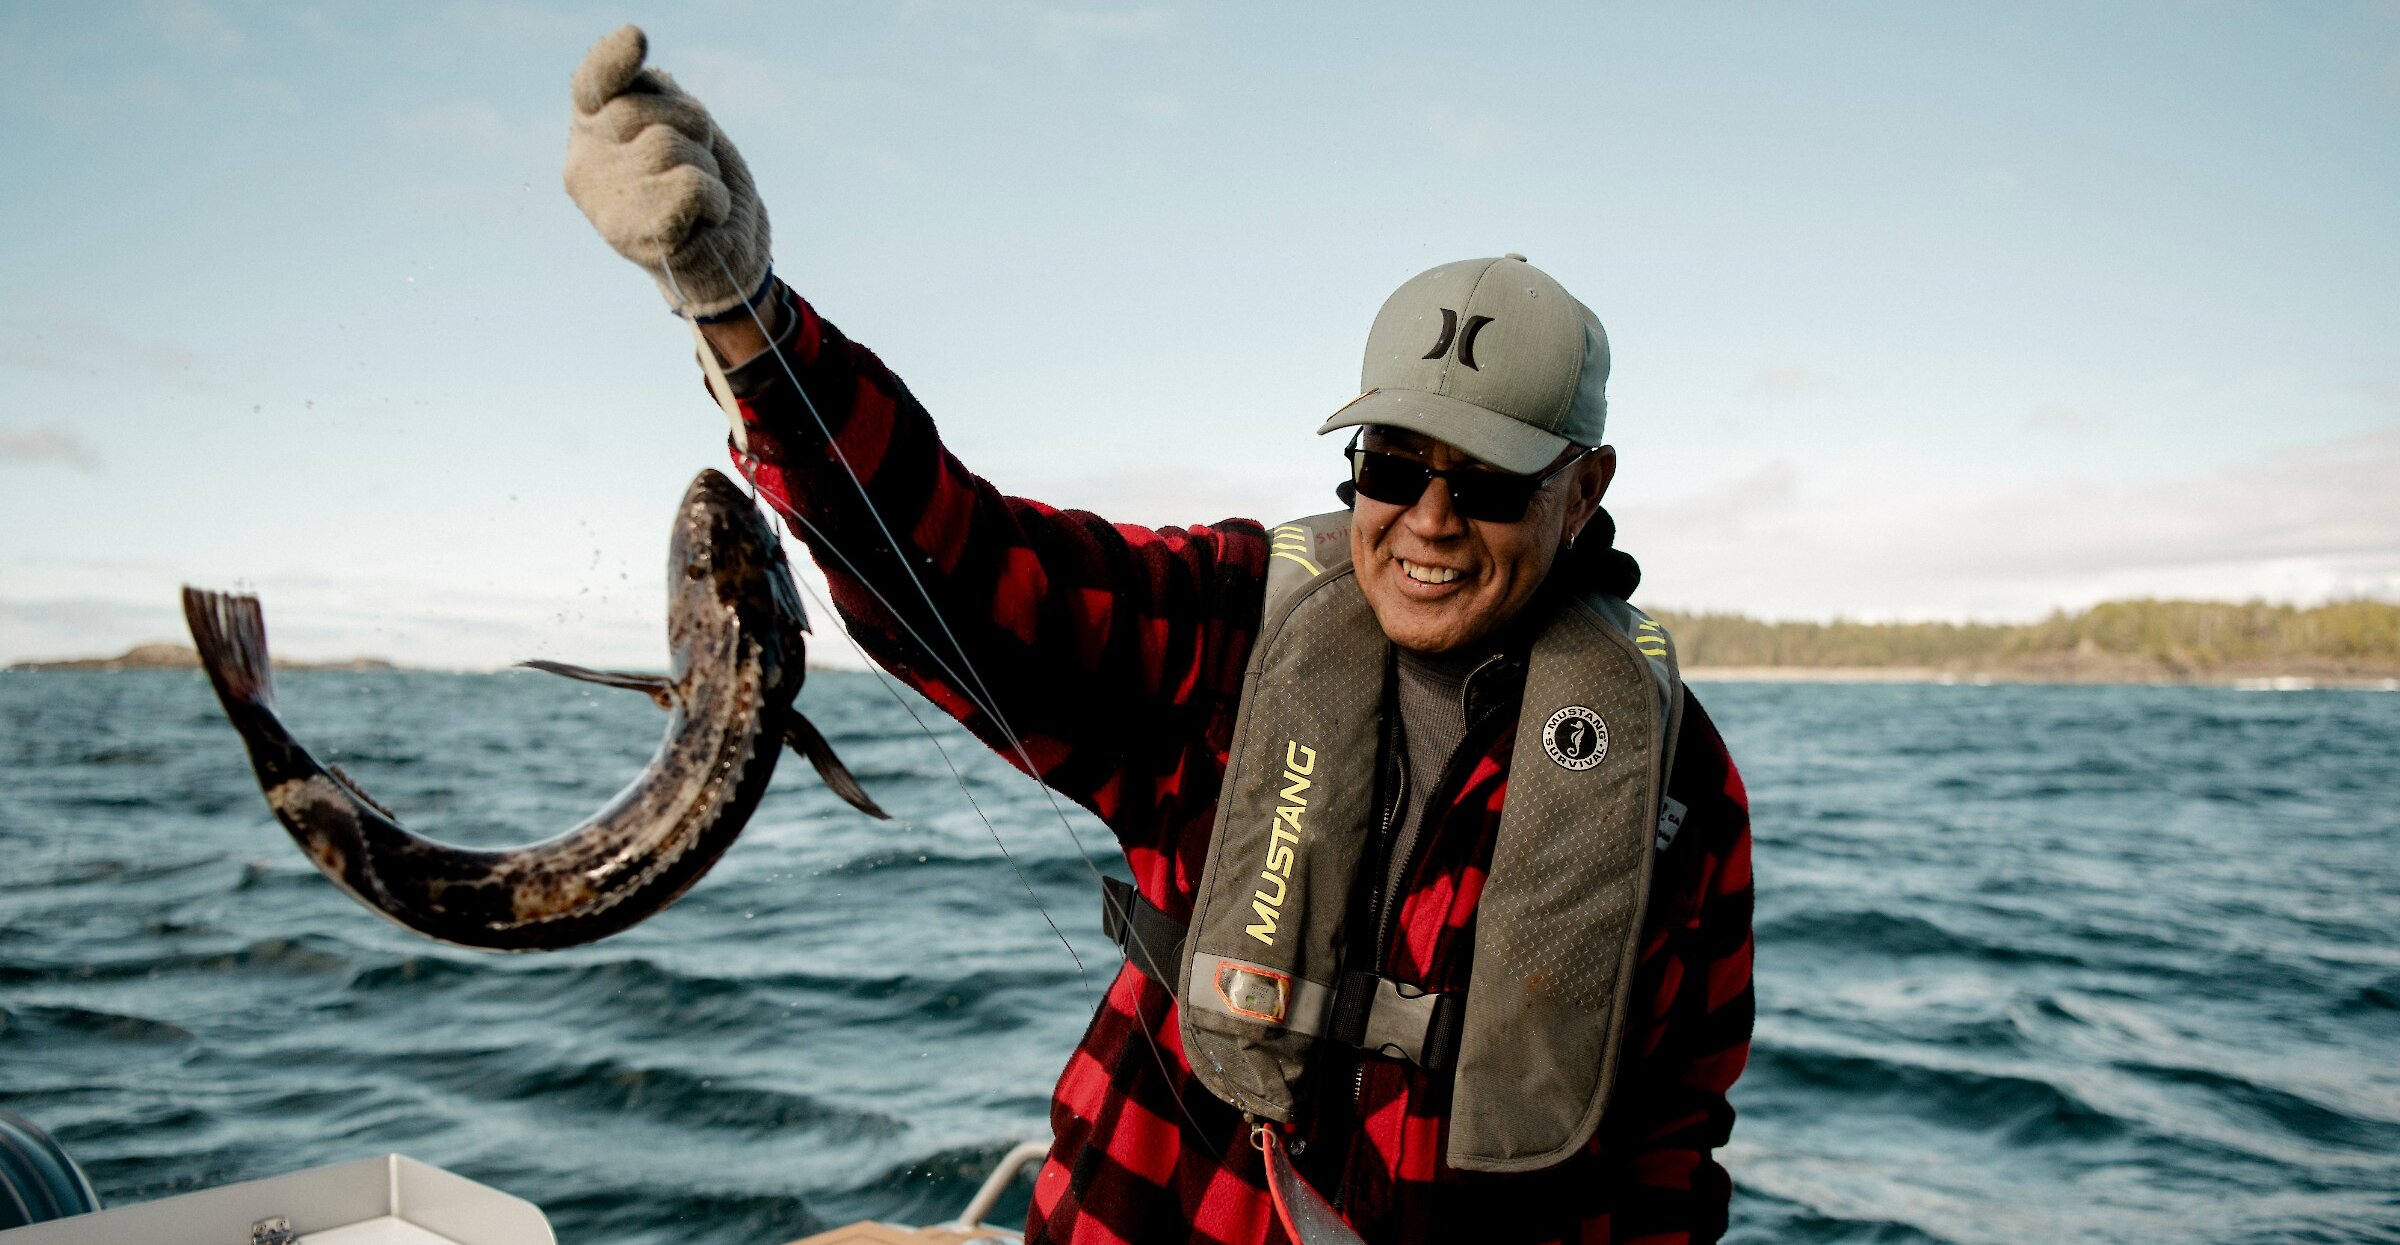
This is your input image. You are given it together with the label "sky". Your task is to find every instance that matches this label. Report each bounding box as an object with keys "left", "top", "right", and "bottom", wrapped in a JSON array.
[{"left": 2, "top": 2, "right": 2396, "bottom": 668}]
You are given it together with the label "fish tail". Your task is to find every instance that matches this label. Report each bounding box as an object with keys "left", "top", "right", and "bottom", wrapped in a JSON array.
[{"left": 181, "top": 586, "right": 276, "bottom": 709}]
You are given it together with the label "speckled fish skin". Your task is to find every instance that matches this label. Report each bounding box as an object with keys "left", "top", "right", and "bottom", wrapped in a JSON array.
[{"left": 182, "top": 469, "right": 807, "bottom": 951}]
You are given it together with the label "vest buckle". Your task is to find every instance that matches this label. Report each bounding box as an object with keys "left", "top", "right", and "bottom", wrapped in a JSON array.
[{"left": 1330, "top": 971, "right": 1464, "bottom": 1072}]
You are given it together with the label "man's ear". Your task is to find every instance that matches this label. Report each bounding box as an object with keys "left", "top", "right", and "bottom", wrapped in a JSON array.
[{"left": 1566, "top": 446, "right": 1617, "bottom": 542}]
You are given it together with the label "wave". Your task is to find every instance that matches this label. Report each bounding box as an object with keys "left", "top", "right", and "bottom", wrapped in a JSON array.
[
  {"left": 9, "top": 672, "right": 2399, "bottom": 1242},
  {"left": 386, "top": 1050, "right": 908, "bottom": 1138},
  {"left": 1755, "top": 909, "right": 2087, "bottom": 968},
  {"left": 1747, "top": 1043, "right": 2124, "bottom": 1146},
  {"left": 0, "top": 1003, "right": 196, "bottom": 1044},
  {"left": 2116, "top": 1061, "right": 2400, "bottom": 1154},
  {"left": 2335, "top": 974, "right": 2400, "bottom": 1016},
  {"left": 1728, "top": 1197, "right": 1954, "bottom": 1245},
  {"left": 0, "top": 854, "right": 220, "bottom": 892},
  {"left": 0, "top": 936, "right": 353, "bottom": 984}
]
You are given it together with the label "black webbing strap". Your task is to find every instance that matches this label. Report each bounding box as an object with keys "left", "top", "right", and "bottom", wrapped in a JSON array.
[
  {"left": 1099, "top": 879, "right": 1462, "bottom": 1072},
  {"left": 1100, "top": 875, "right": 1188, "bottom": 986}
]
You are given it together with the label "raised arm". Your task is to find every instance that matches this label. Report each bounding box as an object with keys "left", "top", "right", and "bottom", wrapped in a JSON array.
[
  {"left": 561, "top": 26, "right": 1271, "bottom": 839},
  {"left": 715, "top": 282, "right": 1268, "bottom": 825}
]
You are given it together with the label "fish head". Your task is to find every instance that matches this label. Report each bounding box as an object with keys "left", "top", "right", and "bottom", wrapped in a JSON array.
[{"left": 668, "top": 469, "right": 809, "bottom": 680}]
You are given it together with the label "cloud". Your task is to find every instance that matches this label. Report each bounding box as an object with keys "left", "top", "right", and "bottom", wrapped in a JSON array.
[
  {"left": 0, "top": 542, "right": 885, "bottom": 672},
  {"left": 1021, "top": 463, "right": 1322, "bottom": 534},
  {"left": 1621, "top": 426, "right": 2400, "bottom": 620},
  {"left": 0, "top": 568, "right": 669, "bottom": 670},
  {"left": 13, "top": 58, "right": 295, "bottom": 137},
  {"left": 0, "top": 427, "right": 98, "bottom": 470},
  {"left": 1635, "top": 461, "right": 1798, "bottom": 538},
  {"left": 0, "top": 317, "right": 233, "bottom": 394}
]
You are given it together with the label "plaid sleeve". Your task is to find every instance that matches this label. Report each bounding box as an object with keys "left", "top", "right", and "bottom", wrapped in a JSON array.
[
  {"left": 1601, "top": 689, "right": 1755, "bottom": 1244},
  {"left": 714, "top": 281, "right": 1268, "bottom": 847}
]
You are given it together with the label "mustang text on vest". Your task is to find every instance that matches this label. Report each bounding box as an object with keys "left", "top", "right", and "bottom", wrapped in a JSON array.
[{"left": 1248, "top": 740, "right": 1315, "bottom": 946}]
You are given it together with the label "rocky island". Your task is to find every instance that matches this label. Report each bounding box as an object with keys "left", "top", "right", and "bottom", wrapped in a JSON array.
[{"left": 6, "top": 644, "right": 397, "bottom": 673}]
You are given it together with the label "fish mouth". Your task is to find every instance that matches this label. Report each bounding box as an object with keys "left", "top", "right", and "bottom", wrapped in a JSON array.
[
  {"left": 680, "top": 469, "right": 760, "bottom": 551},
  {"left": 684, "top": 468, "right": 753, "bottom": 515},
  {"left": 673, "top": 470, "right": 777, "bottom": 587}
]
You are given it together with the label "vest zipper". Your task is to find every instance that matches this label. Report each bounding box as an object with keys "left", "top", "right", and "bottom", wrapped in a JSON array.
[
  {"left": 1339, "top": 653, "right": 1513, "bottom": 1211},
  {"left": 1352, "top": 711, "right": 1407, "bottom": 1121},
  {"left": 1370, "top": 651, "right": 1507, "bottom": 970},
  {"left": 1353, "top": 652, "right": 1510, "bottom": 1115}
]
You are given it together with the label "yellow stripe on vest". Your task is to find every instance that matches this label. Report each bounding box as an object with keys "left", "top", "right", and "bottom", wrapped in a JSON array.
[{"left": 1271, "top": 525, "right": 1323, "bottom": 576}]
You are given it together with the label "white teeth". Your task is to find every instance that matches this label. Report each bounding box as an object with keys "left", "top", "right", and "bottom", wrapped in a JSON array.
[{"left": 1402, "top": 560, "right": 1460, "bottom": 584}]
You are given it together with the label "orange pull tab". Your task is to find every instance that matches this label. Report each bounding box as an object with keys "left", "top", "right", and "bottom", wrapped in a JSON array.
[{"left": 1255, "top": 1122, "right": 1366, "bottom": 1245}]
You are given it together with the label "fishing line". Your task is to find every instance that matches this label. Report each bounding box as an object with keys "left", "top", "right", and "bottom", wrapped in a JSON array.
[
  {"left": 771, "top": 502, "right": 1223, "bottom": 1157},
  {"left": 651, "top": 226, "right": 1099, "bottom": 1001},
  {"left": 775, "top": 537, "right": 1092, "bottom": 1003},
  {"left": 693, "top": 239, "right": 1122, "bottom": 899},
  {"left": 617, "top": 81, "right": 1215, "bottom": 1142},
  {"left": 637, "top": 142, "right": 1101, "bottom": 909},
  {"left": 666, "top": 229, "right": 1222, "bottom": 1154}
]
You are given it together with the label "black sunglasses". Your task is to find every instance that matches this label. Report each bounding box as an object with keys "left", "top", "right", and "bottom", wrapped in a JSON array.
[{"left": 1338, "top": 438, "right": 1588, "bottom": 523}]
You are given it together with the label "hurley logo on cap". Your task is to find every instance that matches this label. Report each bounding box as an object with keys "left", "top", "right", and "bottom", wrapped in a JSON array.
[{"left": 1422, "top": 309, "right": 1495, "bottom": 369}]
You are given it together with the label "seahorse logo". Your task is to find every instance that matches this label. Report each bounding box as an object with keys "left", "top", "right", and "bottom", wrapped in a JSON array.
[{"left": 1542, "top": 705, "right": 1608, "bottom": 772}]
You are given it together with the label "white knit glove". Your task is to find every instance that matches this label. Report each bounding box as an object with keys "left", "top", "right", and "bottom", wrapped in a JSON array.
[{"left": 564, "top": 25, "right": 771, "bottom": 319}]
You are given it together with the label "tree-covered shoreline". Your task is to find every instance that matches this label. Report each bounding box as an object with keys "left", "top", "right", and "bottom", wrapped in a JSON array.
[{"left": 1658, "top": 599, "right": 2400, "bottom": 682}]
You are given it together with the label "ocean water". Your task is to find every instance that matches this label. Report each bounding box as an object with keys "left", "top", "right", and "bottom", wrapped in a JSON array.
[{"left": 1, "top": 670, "right": 2394, "bottom": 1244}]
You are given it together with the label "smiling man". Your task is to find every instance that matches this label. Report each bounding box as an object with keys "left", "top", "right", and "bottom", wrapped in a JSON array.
[
  {"left": 1325, "top": 253, "right": 1620, "bottom": 658},
  {"left": 567, "top": 26, "right": 1752, "bottom": 1245}
]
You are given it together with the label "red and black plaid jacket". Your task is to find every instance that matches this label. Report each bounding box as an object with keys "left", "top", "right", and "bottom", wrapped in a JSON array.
[{"left": 720, "top": 281, "right": 1754, "bottom": 1245}]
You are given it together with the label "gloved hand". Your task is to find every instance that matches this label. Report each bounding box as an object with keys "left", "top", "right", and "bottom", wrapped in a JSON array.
[{"left": 564, "top": 25, "right": 771, "bottom": 319}]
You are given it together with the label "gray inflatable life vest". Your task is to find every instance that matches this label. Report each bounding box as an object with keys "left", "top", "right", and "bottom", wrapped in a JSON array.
[{"left": 1176, "top": 512, "right": 1684, "bottom": 1173}]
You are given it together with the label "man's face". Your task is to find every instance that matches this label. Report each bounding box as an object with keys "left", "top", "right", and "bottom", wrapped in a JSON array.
[{"left": 1349, "top": 426, "right": 1616, "bottom": 655}]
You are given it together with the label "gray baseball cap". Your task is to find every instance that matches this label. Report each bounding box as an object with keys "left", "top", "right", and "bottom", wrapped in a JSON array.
[{"left": 1318, "top": 254, "right": 1610, "bottom": 475}]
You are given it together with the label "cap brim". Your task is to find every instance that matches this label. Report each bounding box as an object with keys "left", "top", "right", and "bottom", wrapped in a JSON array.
[{"left": 1317, "top": 389, "right": 1574, "bottom": 475}]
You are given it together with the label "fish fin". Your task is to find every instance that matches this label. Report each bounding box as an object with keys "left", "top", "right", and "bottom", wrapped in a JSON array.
[
  {"left": 518, "top": 660, "right": 677, "bottom": 709},
  {"left": 182, "top": 586, "right": 276, "bottom": 709},
  {"left": 784, "top": 712, "right": 889, "bottom": 820},
  {"left": 325, "top": 763, "right": 400, "bottom": 822}
]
